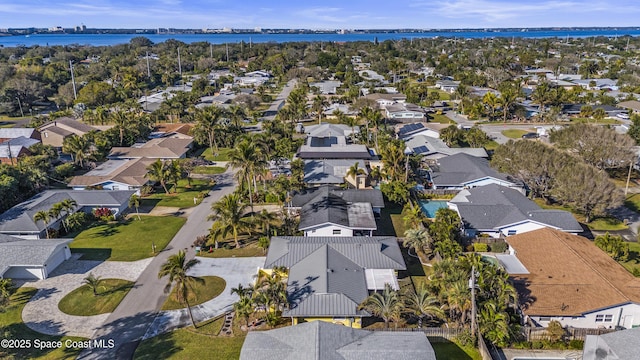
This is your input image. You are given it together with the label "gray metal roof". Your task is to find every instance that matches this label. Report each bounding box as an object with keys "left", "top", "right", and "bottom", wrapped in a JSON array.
[
  {"left": 303, "top": 160, "right": 369, "bottom": 185},
  {"left": 0, "top": 190, "right": 135, "bottom": 234},
  {"left": 406, "top": 135, "right": 488, "bottom": 158},
  {"left": 298, "top": 194, "right": 376, "bottom": 231},
  {"left": 305, "top": 123, "right": 357, "bottom": 138},
  {"left": 291, "top": 186, "right": 384, "bottom": 208},
  {"left": 495, "top": 254, "right": 529, "bottom": 274},
  {"left": 298, "top": 145, "right": 372, "bottom": 160},
  {"left": 0, "top": 128, "right": 38, "bottom": 139},
  {"left": 583, "top": 327, "right": 640, "bottom": 360},
  {"left": 240, "top": 321, "right": 436, "bottom": 360},
  {"left": 0, "top": 235, "right": 72, "bottom": 277},
  {"left": 430, "top": 153, "right": 518, "bottom": 187},
  {"left": 0, "top": 136, "right": 40, "bottom": 158},
  {"left": 450, "top": 184, "right": 581, "bottom": 232}
]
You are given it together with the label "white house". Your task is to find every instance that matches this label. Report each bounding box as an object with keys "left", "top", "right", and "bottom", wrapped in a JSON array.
[
  {"left": 506, "top": 228, "right": 640, "bottom": 330},
  {"left": 0, "top": 235, "right": 72, "bottom": 279},
  {"left": 385, "top": 103, "right": 425, "bottom": 120},
  {"left": 68, "top": 158, "right": 154, "bottom": 194}
]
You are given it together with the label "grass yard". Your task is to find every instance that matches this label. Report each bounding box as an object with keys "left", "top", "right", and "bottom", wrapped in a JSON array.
[
  {"left": 161, "top": 276, "right": 226, "bottom": 311},
  {"left": 625, "top": 194, "right": 640, "bottom": 213},
  {"left": 0, "top": 287, "right": 86, "bottom": 360},
  {"left": 377, "top": 205, "right": 405, "bottom": 237},
  {"left": 202, "top": 147, "right": 234, "bottom": 162},
  {"left": 133, "top": 315, "right": 245, "bottom": 360},
  {"left": 483, "top": 140, "right": 500, "bottom": 152},
  {"left": 533, "top": 199, "right": 628, "bottom": 231},
  {"left": 192, "top": 166, "right": 226, "bottom": 175},
  {"left": 431, "top": 341, "right": 483, "bottom": 360},
  {"left": 197, "top": 241, "right": 265, "bottom": 258},
  {"left": 570, "top": 117, "right": 621, "bottom": 125},
  {"left": 70, "top": 216, "right": 186, "bottom": 261},
  {"left": 501, "top": 129, "right": 530, "bottom": 139},
  {"left": 429, "top": 114, "right": 455, "bottom": 124},
  {"left": 58, "top": 279, "right": 134, "bottom": 316},
  {"left": 619, "top": 242, "right": 640, "bottom": 276},
  {"left": 145, "top": 178, "right": 214, "bottom": 208}
]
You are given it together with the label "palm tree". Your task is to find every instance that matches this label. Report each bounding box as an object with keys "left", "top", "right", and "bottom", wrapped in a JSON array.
[
  {"left": 227, "top": 139, "right": 263, "bottom": 211},
  {"left": 208, "top": 193, "right": 253, "bottom": 248},
  {"left": 403, "top": 228, "right": 432, "bottom": 256},
  {"left": 346, "top": 162, "right": 366, "bottom": 189},
  {"left": 0, "top": 278, "right": 14, "bottom": 306},
  {"left": 129, "top": 194, "right": 141, "bottom": 220},
  {"left": 193, "top": 107, "right": 224, "bottom": 154},
  {"left": 358, "top": 284, "right": 404, "bottom": 329},
  {"left": 83, "top": 273, "right": 102, "bottom": 296},
  {"left": 312, "top": 95, "right": 328, "bottom": 124},
  {"left": 406, "top": 285, "right": 445, "bottom": 328},
  {"left": 230, "top": 283, "right": 254, "bottom": 299},
  {"left": 146, "top": 159, "right": 170, "bottom": 194},
  {"left": 166, "top": 160, "right": 183, "bottom": 193},
  {"left": 445, "top": 280, "right": 472, "bottom": 327},
  {"left": 48, "top": 202, "right": 65, "bottom": 233},
  {"left": 258, "top": 236, "right": 270, "bottom": 254},
  {"left": 234, "top": 295, "right": 254, "bottom": 328},
  {"left": 62, "top": 135, "right": 90, "bottom": 168},
  {"left": 478, "top": 301, "right": 511, "bottom": 347},
  {"left": 110, "top": 109, "right": 130, "bottom": 146},
  {"left": 499, "top": 88, "right": 518, "bottom": 123},
  {"left": 60, "top": 198, "right": 78, "bottom": 233},
  {"left": 33, "top": 210, "right": 51, "bottom": 239},
  {"left": 454, "top": 85, "right": 470, "bottom": 114},
  {"left": 158, "top": 250, "right": 203, "bottom": 328},
  {"left": 403, "top": 205, "right": 427, "bottom": 229},
  {"left": 228, "top": 104, "right": 246, "bottom": 127}
]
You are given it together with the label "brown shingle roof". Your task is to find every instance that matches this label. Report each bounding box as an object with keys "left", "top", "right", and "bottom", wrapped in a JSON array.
[
  {"left": 108, "top": 138, "right": 192, "bottom": 159},
  {"left": 508, "top": 228, "right": 640, "bottom": 316},
  {"left": 154, "top": 123, "right": 194, "bottom": 137},
  {"left": 68, "top": 158, "right": 154, "bottom": 187}
]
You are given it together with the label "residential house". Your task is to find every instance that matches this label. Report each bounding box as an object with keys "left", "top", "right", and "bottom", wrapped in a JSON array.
[
  {"left": 617, "top": 100, "right": 640, "bottom": 114},
  {"left": 0, "top": 234, "right": 72, "bottom": 280},
  {"left": 0, "top": 128, "right": 41, "bottom": 142},
  {"left": 303, "top": 159, "right": 368, "bottom": 187},
  {"left": 68, "top": 158, "right": 154, "bottom": 193},
  {"left": 385, "top": 103, "right": 425, "bottom": 121},
  {"left": 358, "top": 70, "right": 386, "bottom": 82},
  {"left": 505, "top": 228, "right": 640, "bottom": 329},
  {"left": 435, "top": 80, "right": 461, "bottom": 93},
  {"left": 448, "top": 184, "right": 582, "bottom": 238},
  {"left": 289, "top": 186, "right": 384, "bottom": 236},
  {"left": 240, "top": 321, "right": 435, "bottom": 360},
  {"left": 363, "top": 93, "right": 407, "bottom": 108},
  {"left": 237, "top": 70, "right": 271, "bottom": 86},
  {"left": 583, "top": 327, "right": 640, "bottom": 360},
  {"left": 310, "top": 80, "right": 342, "bottom": 95},
  {"left": 0, "top": 136, "right": 40, "bottom": 164},
  {"left": 396, "top": 122, "right": 440, "bottom": 140},
  {"left": 39, "top": 117, "right": 97, "bottom": 148},
  {"left": 405, "top": 135, "right": 488, "bottom": 160},
  {"left": 428, "top": 153, "right": 523, "bottom": 192},
  {"left": 298, "top": 124, "right": 371, "bottom": 160},
  {"left": 151, "top": 123, "right": 194, "bottom": 139},
  {"left": 0, "top": 190, "right": 135, "bottom": 239},
  {"left": 561, "top": 104, "right": 626, "bottom": 117},
  {"left": 573, "top": 78, "right": 618, "bottom": 91},
  {"left": 323, "top": 103, "right": 357, "bottom": 118},
  {"left": 108, "top": 137, "right": 193, "bottom": 160},
  {"left": 263, "top": 236, "right": 406, "bottom": 327}
]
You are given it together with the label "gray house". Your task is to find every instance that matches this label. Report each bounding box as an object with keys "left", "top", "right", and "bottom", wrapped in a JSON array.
[
  {"left": 583, "top": 327, "right": 640, "bottom": 360},
  {"left": 263, "top": 236, "right": 405, "bottom": 327},
  {"left": 428, "top": 153, "right": 523, "bottom": 192},
  {"left": 240, "top": 321, "right": 436, "bottom": 360},
  {"left": 405, "top": 135, "right": 488, "bottom": 159},
  {"left": 0, "top": 190, "right": 135, "bottom": 239},
  {"left": 0, "top": 235, "right": 72, "bottom": 279},
  {"left": 448, "top": 184, "right": 582, "bottom": 238}
]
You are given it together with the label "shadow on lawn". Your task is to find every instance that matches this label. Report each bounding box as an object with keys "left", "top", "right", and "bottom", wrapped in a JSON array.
[
  {"left": 99, "top": 282, "right": 137, "bottom": 296},
  {"left": 431, "top": 340, "right": 476, "bottom": 360},
  {"left": 71, "top": 248, "right": 112, "bottom": 261}
]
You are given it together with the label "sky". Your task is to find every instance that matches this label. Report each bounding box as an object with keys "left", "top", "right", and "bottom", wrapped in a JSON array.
[{"left": 1, "top": 0, "right": 640, "bottom": 29}]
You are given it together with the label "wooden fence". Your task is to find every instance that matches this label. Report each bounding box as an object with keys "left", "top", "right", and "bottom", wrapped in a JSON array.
[
  {"left": 523, "top": 326, "right": 616, "bottom": 341},
  {"left": 368, "top": 326, "right": 464, "bottom": 341}
]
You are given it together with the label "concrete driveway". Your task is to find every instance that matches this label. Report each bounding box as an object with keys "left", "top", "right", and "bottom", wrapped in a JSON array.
[{"left": 142, "top": 256, "right": 266, "bottom": 339}]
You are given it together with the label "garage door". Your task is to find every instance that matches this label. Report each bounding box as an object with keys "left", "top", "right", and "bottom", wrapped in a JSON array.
[
  {"left": 46, "top": 247, "right": 68, "bottom": 273},
  {"left": 3, "top": 266, "right": 44, "bottom": 280}
]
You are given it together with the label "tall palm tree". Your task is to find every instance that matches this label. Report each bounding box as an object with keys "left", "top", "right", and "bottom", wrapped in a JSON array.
[
  {"left": 146, "top": 159, "right": 170, "bottom": 194},
  {"left": 478, "top": 301, "right": 511, "bottom": 347},
  {"left": 129, "top": 194, "right": 141, "bottom": 220},
  {"left": 358, "top": 284, "right": 404, "bottom": 329},
  {"left": 62, "top": 135, "right": 90, "bottom": 168},
  {"left": 403, "top": 206, "right": 427, "bottom": 229},
  {"left": 158, "top": 250, "right": 203, "bottom": 328},
  {"left": 60, "top": 198, "right": 78, "bottom": 232},
  {"left": 230, "top": 283, "right": 254, "bottom": 299},
  {"left": 208, "top": 193, "right": 253, "bottom": 248},
  {"left": 110, "top": 109, "right": 130, "bottom": 146},
  {"left": 445, "top": 280, "right": 472, "bottom": 327},
  {"left": 312, "top": 95, "right": 328, "bottom": 124},
  {"left": 403, "top": 228, "right": 432, "bottom": 256},
  {"left": 193, "top": 107, "right": 224, "bottom": 154},
  {"left": 406, "top": 285, "right": 445, "bottom": 328},
  {"left": 49, "top": 202, "right": 65, "bottom": 233},
  {"left": 228, "top": 104, "right": 246, "bottom": 127},
  {"left": 234, "top": 295, "right": 254, "bottom": 327},
  {"left": 346, "top": 162, "right": 366, "bottom": 189},
  {"left": 83, "top": 272, "right": 102, "bottom": 296},
  {"left": 33, "top": 210, "right": 51, "bottom": 239},
  {"left": 227, "top": 139, "right": 263, "bottom": 211}
]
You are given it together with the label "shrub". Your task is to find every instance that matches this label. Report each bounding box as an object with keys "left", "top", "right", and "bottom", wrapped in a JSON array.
[
  {"left": 197, "top": 190, "right": 209, "bottom": 200},
  {"left": 473, "top": 243, "right": 488, "bottom": 252},
  {"left": 455, "top": 329, "right": 476, "bottom": 347},
  {"left": 569, "top": 339, "right": 584, "bottom": 349},
  {"left": 140, "top": 185, "right": 154, "bottom": 196},
  {"left": 193, "top": 235, "right": 208, "bottom": 248},
  {"left": 490, "top": 242, "right": 508, "bottom": 253},
  {"left": 546, "top": 320, "right": 565, "bottom": 342},
  {"left": 93, "top": 207, "right": 115, "bottom": 222},
  {"left": 265, "top": 193, "right": 280, "bottom": 203},
  {"left": 66, "top": 211, "right": 89, "bottom": 232},
  {"left": 531, "top": 341, "right": 544, "bottom": 349},
  {"left": 53, "top": 163, "right": 76, "bottom": 180}
]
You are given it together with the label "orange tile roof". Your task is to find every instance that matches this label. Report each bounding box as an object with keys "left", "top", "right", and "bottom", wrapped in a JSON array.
[{"left": 508, "top": 228, "right": 640, "bottom": 316}]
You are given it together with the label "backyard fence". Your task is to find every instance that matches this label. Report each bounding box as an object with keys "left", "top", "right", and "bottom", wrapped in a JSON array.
[
  {"left": 369, "top": 326, "right": 464, "bottom": 341},
  {"left": 522, "top": 326, "right": 616, "bottom": 341}
]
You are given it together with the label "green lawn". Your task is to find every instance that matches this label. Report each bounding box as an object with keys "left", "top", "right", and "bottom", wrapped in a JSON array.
[
  {"left": 58, "top": 279, "right": 134, "bottom": 316},
  {"left": 620, "top": 242, "right": 640, "bottom": 276},
  {"left": 0, "top": 287, "right": 86, "bottom": 360},
  {"left": 197, "top": 241, "right": 265, "bottom": 258},
  {"left": 192, "top": 166, "right": 226, "bottom": 175},
  {"left": 70, "top": 216, "right": 186, "bottom": 261},
  {"left": 202, "top": 147, "right": 234, "bottom": 161},
  {"left": 625, "top": 194, "right": 640, "bottom": 213},
  {"left": 501, "top": 129, "right": 530, "bottom": 139},
  {"left": 134, "top": 315, "right": 245, "bottom": 360},
  {"left": 161, "top": 276, "right": 226, "bottom": 311},
  {"left": 429, "top": 114, "right": 455, "bottom": 124},
  {"left": 483, "top": 140, "right": 500, "bottom": 152},
  {"left": 570, "top": 117, "right": 621, "bottom": 125},
  {"left": 145, "top": 179, "right": 214, "bottom": 208},
  {"left": 431, "top": 341, "right": 482, "bottom": 360},
  {"left": 533, "top": 199, "right": 628, "bottom": 231}
]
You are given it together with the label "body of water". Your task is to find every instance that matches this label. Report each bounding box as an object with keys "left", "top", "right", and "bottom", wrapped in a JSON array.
[{"left": 1, "top": 29, "right": 640, "bottom": 47}]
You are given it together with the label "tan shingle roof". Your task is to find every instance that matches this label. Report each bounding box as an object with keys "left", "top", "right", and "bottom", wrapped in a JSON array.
[
  {"left": 68, "top": 158, "right": 154, "bottom": 187},
  {"left": 508, "top": 228, "right": 640, "bottom": 316},
  {"left": 108, "top": 138, "right": 192, "bottom": 159}
]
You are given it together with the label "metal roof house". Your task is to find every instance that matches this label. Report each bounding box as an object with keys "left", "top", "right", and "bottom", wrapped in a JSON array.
[
  {"left": 428, "top": 153, "right": 523, "bottom": 192},
  {"left": 263, "top": 236, "right": 406, "bottom": 328},
  {"left": 0, "top": 190, "right": 135, "bottom": 239},
  {"left": 448, "top": 184, "right": 582, "bottom": 238},
  {"left": 405, "top": 135, "right": 488, "bottom": 160},
  {"left": 240, "top": 320, "right": 436, "bottom": 360},
  {"left": 0, "top": 234, "right": 72, "bottom": 280},
  {"left": 583, "top": 327, "right": 640, "bottom": 360},
  {"left": 297, "top": 124, "right": 371, "bottom": 160}
]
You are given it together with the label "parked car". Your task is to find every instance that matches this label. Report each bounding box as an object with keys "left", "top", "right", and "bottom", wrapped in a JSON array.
[
  {"left": 522, "top": 132, "right": 539, "bottom": 139},
  {"left": 617, "top": 113, "right": 630, "bottom": 119}
]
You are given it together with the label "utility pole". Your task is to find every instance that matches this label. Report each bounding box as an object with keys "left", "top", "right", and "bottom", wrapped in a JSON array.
[
  {"left": 146, "top": 51, "right": 151, "bottom": 78},
  {"left": 469, "top": 266, "right": 477, "bottom": 337},
  {"left": 177, "top": 47, "right": 182, "bottom": 77},
  {"left": 15, "top": 97, "right": 24, "bottom": 117},
  {"left": 625, "top": 160, "right": 634, "bottom": 196},
  {"left": 210, "top": 43, "right": 213, "bottom": 58},
  {"left": 226, "top": 43, "right": 229, "bottom": 63},
  {"left": 69, "top": 60, "right": 77, "bottom": 100}
]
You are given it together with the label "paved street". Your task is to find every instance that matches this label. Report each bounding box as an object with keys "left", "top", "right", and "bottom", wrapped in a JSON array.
[
  {"left": 262, "top": 79, "right": 297, "bottom": 121},
  {"left": 79, "top": 169, "right": 238, "bottom": 360},
  {"left": 142, "top": 257, "right": 266, "bottom": 339}
]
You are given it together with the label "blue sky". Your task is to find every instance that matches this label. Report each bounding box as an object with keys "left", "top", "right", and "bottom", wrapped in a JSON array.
[{"left": 1, "top": 0, "right": 639, "bottom": 29}]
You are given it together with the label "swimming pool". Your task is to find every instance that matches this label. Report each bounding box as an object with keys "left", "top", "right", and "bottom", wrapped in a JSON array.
[{"left": 418, "top": 200, "right": 449, "bottom": 218}]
